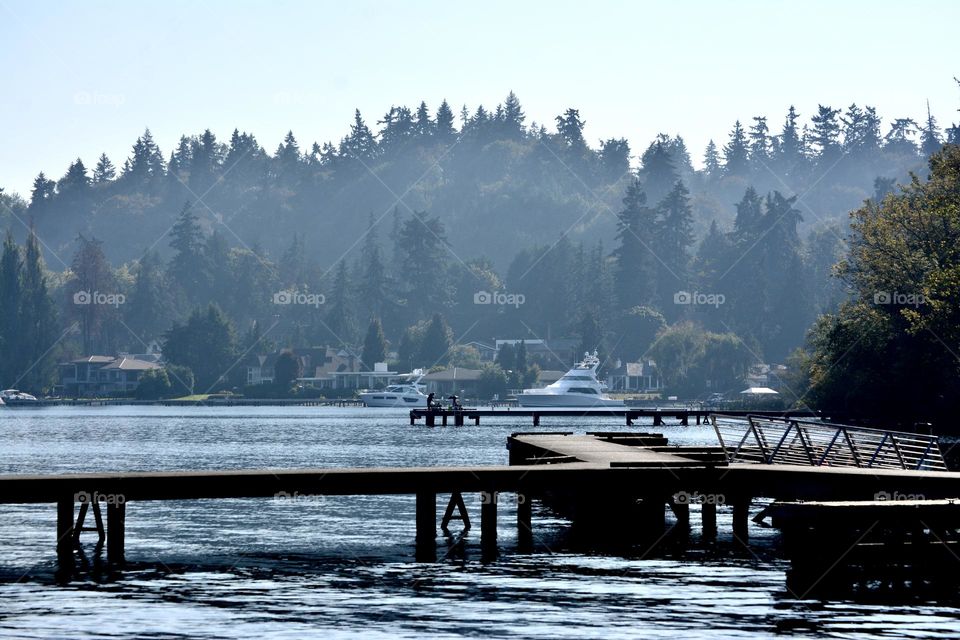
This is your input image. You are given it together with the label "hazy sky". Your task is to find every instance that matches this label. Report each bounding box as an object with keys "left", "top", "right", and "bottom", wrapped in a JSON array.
[{"left": 2, "top": 0, "right": 958, "bottom": 197}]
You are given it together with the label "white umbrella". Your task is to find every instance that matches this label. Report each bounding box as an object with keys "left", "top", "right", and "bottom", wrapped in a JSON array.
[{"left": 740, "top": 387, "right": 779, "bottom": 395}]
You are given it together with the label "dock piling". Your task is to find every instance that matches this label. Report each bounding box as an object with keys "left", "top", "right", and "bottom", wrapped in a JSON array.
[
  {"left": 57, "top": 497, "right": 74, "bottom": 567},
  {"left": 415, "top": 492, "right": 437, "bottom": 561},
  {"left": 106, "top": 502, "right": 126, "bottom": 564},
  {"left": 517, "top": 492, "right": 532, "bottom": 551},
  {"left": 701, "top": 503, "right": 717, "bottom": 538},
  {"left": 481, "top": 490, "right": 498, "bottom": 559},
  {"left": 732, "top": 499, "right": 750, "bottom": 544}
]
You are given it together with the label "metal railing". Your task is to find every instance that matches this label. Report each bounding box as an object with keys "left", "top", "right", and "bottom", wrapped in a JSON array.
[{"left": 711, "top": 415, "right": 947, "bottom": 471}]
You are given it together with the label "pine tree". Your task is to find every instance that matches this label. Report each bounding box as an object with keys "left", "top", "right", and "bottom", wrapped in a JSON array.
[
  {"left": 654, "top": 181, "right": 695, "bottom": 312},
  {"left": 723, "top": 121, "right": 750, "bottom": 176},
  {"left": 417, "top": 312, "right": 452, "bottom": 367},
  {"left": 92, "top": 153, "right": 116, "bottom": 183},
  {"left": 19, "top": 228, "right": 57, "bottom": 392},
  {"left": 435, "top": 99, "right": 456, "bottom": 143},
  {"left": 703, "top": 140, "right": 721, "bottom": 178},
  {"left": 324, "top": 260, "right": 357, "bottom": 344},
  {"left": 920, "top": 100, "right": 943, "bottom": 157},
  {"left": 358, "top": 213, "right": 391, "bottom": 323},
  {"left": 361, "top": 316, "right": 387, "bottom": 370},
  {"left": 809, "top": 105, "right": 843, "bottom": 163},
  {"left": 125, "top": 250, "right": 170, "bottom": 344},
  {"left": 612, "top": 177, "right": 655, "bottom": 310},
  {"left": 29, "top": 172, "right": 56, "bottom": 210},
  {"left": 168, "top": 201, "right": 208, "bottom": 305},
  {"left": 884, "top": 118, "right": 920, "bottom": 157},
  {"left": 748, "top": 116, "right": 771, "bottom": 166},
  {"left": 414, "top": 101, "right": 432, "bottom": 140},
  {"left": 599, "top": 138, "right": 630, "bottom": 180},
  {"left": 340, "top": 109, "right": 377, "bottom": 161},
  {"left": 638, "top": 136, "right": 679, "bottom": 204},
  {"left": 555, "top": 108, "right": 587, "bottom": 150},
  {"left": 776, "top": 106, "right": 804, "bottom": 172},
  {"left": 502, "top": 91, "right": 525, "bottom": 138},
  {"left": 0, "top": 231, "right": 23, "bottom": 386},
  {"left": 69, "top": 235, "right": 116, "bottom": 355}
]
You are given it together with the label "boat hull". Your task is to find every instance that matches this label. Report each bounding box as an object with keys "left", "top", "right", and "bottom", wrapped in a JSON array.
[
  {"left": 516, "top": 393, "right": 624, "bottom": 408},
  {"left": 359, "top": 393, "right": 426, "bottom": 408}
]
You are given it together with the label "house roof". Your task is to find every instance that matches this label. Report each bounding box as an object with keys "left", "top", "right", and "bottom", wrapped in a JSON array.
[
  {"left": 69, "top": 356, "right": 115, "bottom": 364},
  {"left": 100, "top": 357, "right": 161, "bottom": 371},
  {"left": 422, "top": 367, "right": 483, "bottom": 382}
]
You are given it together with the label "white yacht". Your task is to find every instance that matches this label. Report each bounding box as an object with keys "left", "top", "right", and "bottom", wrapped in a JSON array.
[
  {"left": 0, "top": 389, "right": 39, "bottom": 405},
  {"left": 359, "top": 373, "right": 428, "bottom": 408},
  {"left": 517, "top": 352, "right": 624, "bottom": 408}
]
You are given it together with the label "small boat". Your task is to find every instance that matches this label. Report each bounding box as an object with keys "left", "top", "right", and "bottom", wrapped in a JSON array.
[
  {"left": 517, "top": 352, "right": 624, "bottom": 408},
  {"left": 0, "top": 389, "right": 40, "bottom": 406},
  {"left": 359, "top": 373, "right": 428, "bottom": 408}
]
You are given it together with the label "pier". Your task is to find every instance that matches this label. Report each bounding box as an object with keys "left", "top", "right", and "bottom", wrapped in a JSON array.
[
  {"left": 2, "top": 419, "right": 959, "bottom": 574},
  {"left": 409, "top": 407, "right": 820, "bottom": 427}
]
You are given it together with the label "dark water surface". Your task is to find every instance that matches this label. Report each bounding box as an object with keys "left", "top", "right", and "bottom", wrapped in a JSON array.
[{"left": 1, "top": 406, "right": 958, "bottom": 638}]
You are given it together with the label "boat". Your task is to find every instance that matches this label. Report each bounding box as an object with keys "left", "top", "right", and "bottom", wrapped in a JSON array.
[
  {"left": 516, "top": 352, "right": 624, "bottom": 408},
  {"left": 359, "top": 373, "right": 428, "bottom": 408},
  {"left": 0, "top": 389, "right": 40, "bottom": 406}
]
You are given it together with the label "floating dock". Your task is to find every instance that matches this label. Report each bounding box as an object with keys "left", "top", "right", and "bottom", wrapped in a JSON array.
[{"left": 409, "top": 408, "right": 820, "bottom": 426}]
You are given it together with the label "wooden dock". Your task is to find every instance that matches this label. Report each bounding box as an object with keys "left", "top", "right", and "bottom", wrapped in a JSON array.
[
  {"left": 4, "top": 430, "right": 959, "bottom": 573},
  {"left": 409, "top": 408, "right": 820, "bottom": 427}
]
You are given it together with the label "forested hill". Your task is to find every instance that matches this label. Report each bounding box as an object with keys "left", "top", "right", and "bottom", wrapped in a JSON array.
[
  {"left": 3, "top": 93, "right": 955, "bottom": 270},
  {"left": 0, "top": 91, "right": 958, "bottom": 387}
]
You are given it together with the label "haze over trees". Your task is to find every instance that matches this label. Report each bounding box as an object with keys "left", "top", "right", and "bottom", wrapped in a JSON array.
[{"left": 1, "top": 89, "right": 958, "bottom": 402}]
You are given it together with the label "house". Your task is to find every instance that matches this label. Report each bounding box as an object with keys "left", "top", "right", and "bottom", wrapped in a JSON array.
[
  {"left": 606, "top": 360, "right": 663, "bottom": 393},
  {"left": 245, "top": 347, "right": 359, "bottom": 387},
  {"left": 299, "top": 361, "right": 409, "bottom": 390},
  {"left": 421, "top": 367, "right": 483, "bottom": 397},
  {"left": 57, "top": 355, "right": 162, "bottom": 397}
]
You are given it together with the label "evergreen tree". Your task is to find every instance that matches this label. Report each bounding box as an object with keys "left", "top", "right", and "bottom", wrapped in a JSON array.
[
  {"left": 414, "top": 101, "right": 432, "bottom": 140},
  {"left": 654, "top": 181, "right": 695, "bottom": 314},
  {"left": 357, "top": 213, "right": 392, "bottom": 324},
  {"left": 723, "top": 120, "right": 750, "bottom": 176},
  {"left": 324, "top": 260, "right": 357, "bottom": 345},
  {"left": 340, "top": 109, "right": 377, "bottom": 161},
  {"left": 19, "top": 228, "right": 57, "bottom": 392},
  {"left": 884, "top": 118, "right": 920, "bottom": 157},
  {"left": 748, "top": 116, "right": 771, "bottom": 167},
  {"left": 703, "top": 140, "right": 721, "bottom": 178},
  {"left": 168, "top": 201, "right": 208, "bottom": 305},
  {"left": 435, "top": 99, "right": 456, "bottom": 143},
  {"left": 29, "top": 172, "right": 56, "bottom": 210},
  {"left": 809, "top": 105, "right": 843, "bottom": 164},
  {"left": 125, "top": 250, "right": 170, "bottom": 344},
  {"left": 599, "top": 138, "right": 630, "bottom": 180},
  {"left": 612, "top": 178, "right": 655, "bottom": 310},
  {"left": 920, "top": 101, "right": 943, "bottom": 157},
  {"left": 69, "top": 235, "right": 116, "bottom": 355},
  {"left": 555, "top": 108, "right": 587, "bottom": 150},
  {"left": 92, "top": 153, "right": 116, "bottom": 183},
  {"left": 361, "top": 316, "right": 388, "bottom": 370},
  {"left": 638, "top": 136, "right": 679, "bottom": 204},
  {"left": 0, "top": 231, "right": 23, "bottom": 386},
  {"left": 502, "top": 91, "right": 525, "bottom": 138},
  {"left": 163, "top": 304, "right": 238, "bottom": 392},
  {"left": 398, "top": 211, "right": 450, "bottom": 315},
  {"left": 417, "top": 312, "right": 452, "bottom": 367},
  {"left": 775, "top": 106, "right": 804, "bottom": 173}
]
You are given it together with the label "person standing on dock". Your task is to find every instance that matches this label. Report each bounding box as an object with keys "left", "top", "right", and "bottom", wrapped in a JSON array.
[{"left": 427, "top": 392, "right": 435, "bottom": 409}]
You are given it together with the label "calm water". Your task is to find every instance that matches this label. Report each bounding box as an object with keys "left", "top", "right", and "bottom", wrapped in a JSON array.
[{"left": 1, "top": 406, "right": 959, "bottom": 639}]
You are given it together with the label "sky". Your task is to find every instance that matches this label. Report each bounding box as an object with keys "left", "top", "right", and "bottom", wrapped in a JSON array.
[{"left": 1, "top": 0, "right": 958, "bottom": 198}]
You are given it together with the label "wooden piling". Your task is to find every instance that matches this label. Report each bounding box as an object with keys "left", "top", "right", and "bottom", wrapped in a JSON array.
[
  {"left": 481, "top": 490, "right": 498, "bottom": 558},
  {"left": 415, "top": 492, "right": 436, "bottom": 561},
  {"left": 732, "top": 499, "right": 750, "bottom": 544},
  {"left": 533, "top": 413, "right": 540, "bottom": 427},
  {"left": 517, "top": 492, "right": 532, "bottom": 551},
  {"left": 57, "top": 497, "right": 74, "bottom": 566},
  {"left": 702, "top": 502, "right": 717, "bottom": 538},
  {"left": 106, "top": 502, "right": 126, "bottom": 564}
]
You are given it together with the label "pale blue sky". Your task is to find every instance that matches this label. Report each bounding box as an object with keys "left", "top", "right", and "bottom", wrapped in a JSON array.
[{"left": 1, "top": 0, "right": 958, "bottom": 197}]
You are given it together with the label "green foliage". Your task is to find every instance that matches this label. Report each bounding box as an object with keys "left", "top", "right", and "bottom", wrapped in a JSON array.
[
  {"left": 273, "top": 350, "right": 302, "bottom": 391},
  {"left": 163, "top": 304, "right": 238, "bottom": 392},
  {"left": 477, "top": 363, "right": 509, "bottom": 400},
  {"left": 361, "top": 317, "right": 388, "bottom": 370},
  {"left": 648, "top": 322, "right": 754, "bottom": 396},
  {"left": 802, "top": 145, "right": 960, "bottom": 423}
]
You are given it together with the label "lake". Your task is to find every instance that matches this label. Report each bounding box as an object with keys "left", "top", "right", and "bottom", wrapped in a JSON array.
[{"left": 1, "top": 406, "right": 958, "bottom": 639}]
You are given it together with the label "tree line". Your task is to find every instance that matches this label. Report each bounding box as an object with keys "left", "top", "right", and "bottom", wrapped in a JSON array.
[{"left": 0, "top": 87, "right": 958, "bottom": 399}]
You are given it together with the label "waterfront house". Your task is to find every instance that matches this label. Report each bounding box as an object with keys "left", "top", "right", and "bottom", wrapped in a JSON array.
[{"left": 57, "top": 355, "right": 162, "bottom": 397}]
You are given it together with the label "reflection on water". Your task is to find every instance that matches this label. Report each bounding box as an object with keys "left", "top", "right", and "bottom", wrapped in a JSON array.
[{"left": 1, "top": 406, "right": 960, "bottom": 638}]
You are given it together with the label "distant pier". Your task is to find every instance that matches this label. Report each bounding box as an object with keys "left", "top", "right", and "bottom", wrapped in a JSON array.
[{"left": 409, "top": 407, "right": 820, "bottom": 427}]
